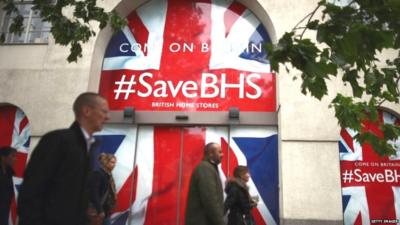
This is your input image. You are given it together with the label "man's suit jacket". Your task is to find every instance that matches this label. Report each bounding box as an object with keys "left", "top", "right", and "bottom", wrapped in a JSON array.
[{"left": 18, "top": 122, "right": 90, "bottom": 225}]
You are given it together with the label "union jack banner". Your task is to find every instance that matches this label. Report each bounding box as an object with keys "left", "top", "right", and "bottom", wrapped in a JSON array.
[
  {"left": 0, "top": 105, "right": 30, "bottom": 225},
  {"left": 99, "top": 0, "right": 276, "bottom": 112},
  {"left": 339, "top": 110, "right": 400, "bottom": 225},
  {"left": 94, "top": 125, "right": 279, "bottom": 225}
]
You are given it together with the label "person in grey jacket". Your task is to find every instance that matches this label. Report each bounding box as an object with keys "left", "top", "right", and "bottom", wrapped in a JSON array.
[{"left": 185, "top": 142, "right": 225, "bottom": 225}]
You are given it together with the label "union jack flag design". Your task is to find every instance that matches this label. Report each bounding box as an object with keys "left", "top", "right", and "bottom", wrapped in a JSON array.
[
  {"left": 99, "top": 0, "right": 275, "bottom": 112},
  {"left": 94, "top": 125, "right": 279, "bottom": 225},
  {"left": 339, "top": 110, "right": 400, "bottom": 225},
  {"left": 0, "top": 105, "right": 30, "bottom": 225}
]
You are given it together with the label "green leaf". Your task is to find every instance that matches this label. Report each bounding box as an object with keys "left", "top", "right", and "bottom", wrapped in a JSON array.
[
  {"left": 306, "top": 20, "right": 319, "bottom": 29},
  {"left": 331, "top": 94, "right": 366, "bottom": 130},
  {"left": 381, "top": 124, "right": 400, "bottom": 141},
  {"left": 342, "top": 70, "right": 364, "bottom": 97},
  {"left": 357, "top": 132, "right": 396, "bottom": 156},
  {"left": 67, "top": 41, "right": 82, "bottom": 63},
  {"left": 109, "top": 10, "right": 127, "bottom": 32},
  {"left": 9, "top": 14, "right": 24, "bottom": 35}
]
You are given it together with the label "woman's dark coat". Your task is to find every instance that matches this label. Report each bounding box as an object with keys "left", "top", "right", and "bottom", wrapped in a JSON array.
[
  {"left": 0, "top": 166, "right": 14, "bottom": 225},
  {"left": 88, "top": 168, "right": 115, "bottom": 217},
  {"left": 224, "top": 178, "right": 254, "bottom": 225}
]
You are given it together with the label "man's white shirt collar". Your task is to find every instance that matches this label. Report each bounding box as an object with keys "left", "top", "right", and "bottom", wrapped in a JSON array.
[{"left": 80, "top": 127, "right": 95, "bottom": 151}]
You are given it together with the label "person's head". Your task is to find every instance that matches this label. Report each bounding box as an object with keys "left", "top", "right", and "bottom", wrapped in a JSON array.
[
  {"left": 0, "top": 146, "right": 17, "bottom": 167},
  {"left": 233, "top": 165, "right": 250, "bottom": 183},
  {"left": 73, "top": 92, "right": 109, "bottom": 135},
  {"left": 204, "top": 142, "right": 223, "bottom": 165},
  {"left": 98, "top": 153, "right": 117, "bottom": 172}
]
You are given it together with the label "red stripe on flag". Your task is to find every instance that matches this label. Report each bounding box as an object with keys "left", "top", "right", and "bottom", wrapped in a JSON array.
[
  {"left": 160, "top": 0, "right": 212, "bottom": 77},
  {"left": 224, "top": 2, "right": 246, "bottom": 37},
  {"left": 144, "top": 127, "right": 182, "bottom": 224},
  {"left": 366, "top": 185, "right": 397, "bottom": 222},
  {"left": 361, "top": 119, "right": 389, "bottom": 162},
  {"left": 179, "top": 127, "right": 206, "bottom": 224},
  {"left": 14, "top": 152, "right": 27, "bottom": 178},
  {"left": 252, "top": 207, "right": 267, "bottom": 225},
  {"left": 19, "top": 116, "right": 29, "bottom": 135},
  {"left": 0, "top": 106, "right": 16, "bottom": 147},
  {"left": 354, "top": 212, "right": 362, "bottom": 225},
  {"left": 340, "top": 129, "right": 354, "bottom": 152},
  {"left": 221, "top": 137, "right": 238, "bottom": 178},
  {"left": 363, "top": 120, "right": 384, "bottom": 138},
  {"left": 127, "top": 12, "right": 149, "bottom": 56},
  {"left": 114, "top": 166, "right": 138, "bottom": 212}
]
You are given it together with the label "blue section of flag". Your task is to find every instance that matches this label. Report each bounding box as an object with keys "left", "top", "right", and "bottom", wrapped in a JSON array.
[
  {"left": 105, "top": 31, "right": 136, "bottom": 58},
  {"left": 233, "top": 134, "right": 279, "bottom": 224},
  {"left": 339, "top": 141, "right": 348, "bottom": 153},
  {"left": 342, "top": 195, "right": 351, "bottom": 212},
  {"left": 92, "top": 135, "right": 125, "bottom": 170},
  {"left": 256, "top": 24, "right": 271, "bottom": 44},
  {"left": 111, "top": 211, "right": 129, "bottom": 225},
  {"left": 24, "top": 136, "right": 30, "bottom": 148},
  {"left": 239, "top": 24, "right": 270, "bottom": 63}
]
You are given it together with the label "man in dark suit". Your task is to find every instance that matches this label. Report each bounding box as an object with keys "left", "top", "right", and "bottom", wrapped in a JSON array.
[
  {"left": 17, "top": 92, "right": 109, "bottom": 225},
  {"left": 185, "top": 142, "right": 225, "bottom": 225}
]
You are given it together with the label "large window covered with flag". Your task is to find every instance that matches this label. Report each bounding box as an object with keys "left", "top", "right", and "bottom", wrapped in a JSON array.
[
  {"left": 339, "top": 109, "right": 400, "bottom": 224},
  {"left": 0, "top": 105, "right": 30, "bottom": 225},
  {"left": 96, "top": 0, "right": 279, "bottom": 224},
  {"left": 99, "top": 0, "right": 275, "bottom": 113},
  {"left": 93, "top": 125, "right": 279, "bottom": 225}
]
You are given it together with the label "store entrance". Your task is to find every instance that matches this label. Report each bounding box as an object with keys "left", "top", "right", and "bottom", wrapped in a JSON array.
[{"left": 94, "top": 125, "right": 279, "bottom": 225}]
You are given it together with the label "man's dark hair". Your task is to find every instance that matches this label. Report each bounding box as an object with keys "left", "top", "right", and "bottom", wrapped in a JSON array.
[
  {"left": 73, "top": 92, "right": 103, "bottom": 117},
  {"left": 233, "top": 165, "right": 249, "bottom": 178}
]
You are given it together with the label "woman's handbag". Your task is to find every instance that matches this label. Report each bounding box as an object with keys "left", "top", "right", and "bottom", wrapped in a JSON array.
[
  {"left": 88, "top": 186, "right": 110, "bottom": 225},
  {"left": 87, "top": 207, "right": 105, "bottom": 225}
]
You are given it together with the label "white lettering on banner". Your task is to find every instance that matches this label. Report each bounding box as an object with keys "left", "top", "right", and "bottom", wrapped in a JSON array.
[
  {"left": 355, "top": 162, "right": 370, "bottom": 167},
  {"left": 118, "top": 42, "right": 263, "bottom": 53},
  {"left": 152, "top": 102, "right": 175, "bottom": 108},
  {"left": 385, "top": 170, "right": 400, "bottom": 182},
  {"left": 200, "top": 73, "right": 219, "bottom": 98},
  {"left": 150, "top": 102, "right": 219, "bottom": 109},
  {"left": 176, "top": 102, "right": 219, "bottom": 109},
  {"left": 119, "top": 43, "right": 150, "bottom": 53},
  {"left": 116, "top": 72, "right": 263, "bottom": 100},
  {"left": 201, "top": 43, "right": 209, "bottom": 52},
  {"left": 344, "top": 169, "right": 400, "bottom": 183}
]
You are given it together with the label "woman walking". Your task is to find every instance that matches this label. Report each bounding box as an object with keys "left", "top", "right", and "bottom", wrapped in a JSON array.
[
  {"left": 0, "top": 147, "right": 17, "bottom": 225},
  {"left": 224, "top": 165, "right": 257, "bottom": 225},
  {"left": 88, "top": 153, "right": 117, "bottom": 225}
]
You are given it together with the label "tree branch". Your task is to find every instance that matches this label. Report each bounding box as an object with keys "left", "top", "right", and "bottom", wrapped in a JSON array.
[
  {"left": 299, "top": 4, "right": 322, "bottom": 39},
  {"left": 291, "top": 3, "right": 322, "bottom": 34}
]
